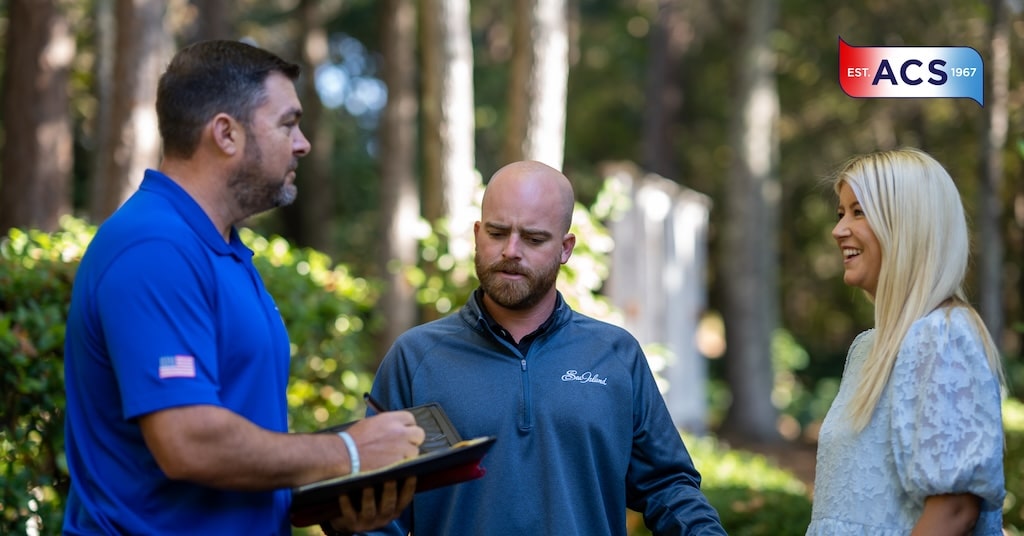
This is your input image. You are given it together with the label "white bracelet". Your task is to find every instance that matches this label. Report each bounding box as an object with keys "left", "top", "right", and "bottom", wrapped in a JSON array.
[{"left": 337, "top": 431, "right": 360, "bottom": 475}]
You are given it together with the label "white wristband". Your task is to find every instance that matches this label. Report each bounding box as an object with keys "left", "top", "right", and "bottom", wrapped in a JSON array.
[{"left": 337, "top": 431, "right": 360, "bottom": 475}]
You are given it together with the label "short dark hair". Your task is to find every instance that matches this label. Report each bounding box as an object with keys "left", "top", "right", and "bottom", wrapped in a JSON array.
[{"left": 156, "top": 40, "right": 301, "bottom": 158}]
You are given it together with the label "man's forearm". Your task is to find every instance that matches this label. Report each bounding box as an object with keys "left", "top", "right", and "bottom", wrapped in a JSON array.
[{"left": 139, "top": 404, "right": 349, "bottom": 490}]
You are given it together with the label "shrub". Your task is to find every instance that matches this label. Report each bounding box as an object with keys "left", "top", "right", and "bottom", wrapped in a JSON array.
[
  {"left": 0, "top": 218, "right": 91, "bottom": 535},
  {"left": 691, "top": 434, "right": 812, "bottom": 536},
  {"left": 627, "top": 433, "right": 812, "bottom": 536},
  {"left": 243, "top": 229, "right": 382, "bottom": 432}
]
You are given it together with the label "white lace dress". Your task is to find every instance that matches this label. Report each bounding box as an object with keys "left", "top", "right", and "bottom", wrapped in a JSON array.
[{"left": 806, "top": 308, "right": 1005, "bottom": 535}]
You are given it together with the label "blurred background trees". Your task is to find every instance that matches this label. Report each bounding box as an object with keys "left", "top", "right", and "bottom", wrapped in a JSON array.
[
  {"left": 4, "top": 0, "right": 1024, "bottom": 448},
  {"left": 2, "top": 0, "right": 1024, "bottom": 532}
]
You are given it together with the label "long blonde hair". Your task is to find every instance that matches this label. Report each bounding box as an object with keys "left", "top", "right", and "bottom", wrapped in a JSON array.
[{"left": 835, "top": 148, "right": 1005, "bottom": 431}]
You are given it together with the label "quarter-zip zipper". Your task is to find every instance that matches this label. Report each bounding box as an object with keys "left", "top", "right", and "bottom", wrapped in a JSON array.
[
  {"left": 519, "top": 357, "right": 532, "bottom": 431},
  {"left": 476, "top": 314, "right": 534, "bottom": 431}
]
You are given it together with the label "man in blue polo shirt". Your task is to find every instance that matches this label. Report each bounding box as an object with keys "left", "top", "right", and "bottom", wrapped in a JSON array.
[{"left": 63, "top": 40, "right": 424, "bottom": 535}]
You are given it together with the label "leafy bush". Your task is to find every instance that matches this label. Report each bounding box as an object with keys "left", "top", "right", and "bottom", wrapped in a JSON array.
[
  {"left": 627, "top": 433, "right": 811, "bottom": 536},
  {"left": 243, "top": 229, "right": 381, "bottom": 432},
  {"left": 691, "top": 434, "right": 812, "bottom": 536},
  {"left": 0, "top": 217, "right": 91, "bottom": 535}
]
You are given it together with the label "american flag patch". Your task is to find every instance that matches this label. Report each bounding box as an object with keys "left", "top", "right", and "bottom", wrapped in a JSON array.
[{"left": 158, "top": 355, "right": 196, "bottom": 379}]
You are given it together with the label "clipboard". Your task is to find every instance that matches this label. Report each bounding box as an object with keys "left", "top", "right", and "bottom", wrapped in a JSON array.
[{"left": 289, "top": 403, "right": 496, "bottom": 527}]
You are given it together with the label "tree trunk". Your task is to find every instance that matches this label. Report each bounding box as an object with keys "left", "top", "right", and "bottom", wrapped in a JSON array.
[
  {"left": 719, "top": 0, "right": 781, "bottom": 443},
  {"left": 421, "top": 0, "right": 477, "bottom": 321},
  {"left": 279, "top": 0, "right": 337, "bottom": 255},
  {"left": 978, "top": 0, "right": 1011, "bottom": 350},
  {"left": 0, "top": 0, "right": 74, "bottom": 234},
  {"left": 376, "top": 0, "right": 420, "bottom": 360},
  {"left": 503, "top": 0, "right": 568, "bottom": 170},
  {"left": 89, "top": 0, "right": 167, "bottom": 221},
  {"left": 187, "top": 0, "right": 234, "bottom": 42},
  {"left": 91, "top": 0, "right": 115, "bottom": 211},
  {"left": 641, "top": 0, "right": 688, "bottom": 180}
]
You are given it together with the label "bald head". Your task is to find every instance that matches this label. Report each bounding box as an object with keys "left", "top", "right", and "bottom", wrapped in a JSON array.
[
  {"left": 474, "top": 160, "right": 576, "bottom": 316},
  {"left": 483, "top": 161, "right": 575, "bottom": 234}
]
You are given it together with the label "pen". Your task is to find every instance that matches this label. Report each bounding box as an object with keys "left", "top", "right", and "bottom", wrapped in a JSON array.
[{"left": 363, "top": 392, "right": 386, "bottom": 413}]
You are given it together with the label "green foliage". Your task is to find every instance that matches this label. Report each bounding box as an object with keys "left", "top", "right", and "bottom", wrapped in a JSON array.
[
  {"left": 772, "top": 328, "right": 842, "bottom": 438},
  {"left": 243, "top": 230, "right": 381, "bottom": 432},
  {"left": 708, "top": 328, "right": 841, "bottom": 438},
  {"left": 0, "top": 217, "right": 93, "bottom": 535},
  {"left": 689, "top": 434, "right": 812, "bottom": 536},
  {"left": 629, "top": 433, "right": 812, "bottom": 536},
  {"left": 771, "top": 329, "right": 811, "bottom": 432},
  {"left": 407, "top": 214, "right": 478, "bottom": 317}
]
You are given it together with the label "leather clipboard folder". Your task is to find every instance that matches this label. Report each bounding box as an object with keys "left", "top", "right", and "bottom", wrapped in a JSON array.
[{"left": 289, "top": 403, "right": 496, "bottom": 527}]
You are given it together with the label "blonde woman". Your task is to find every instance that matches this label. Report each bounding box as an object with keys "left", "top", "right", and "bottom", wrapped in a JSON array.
[{"left": 806, "top": 148, "right": 1006, "bottom": 535}]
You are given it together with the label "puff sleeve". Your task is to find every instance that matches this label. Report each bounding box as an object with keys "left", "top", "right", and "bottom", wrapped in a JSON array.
[{"left": 888, "top": 310, "right": 1004, "bottom": 511}]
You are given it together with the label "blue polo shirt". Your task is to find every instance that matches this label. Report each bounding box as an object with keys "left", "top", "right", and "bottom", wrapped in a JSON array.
[{"left": 63, "top": 169, "right": 292, "bottom": 535}]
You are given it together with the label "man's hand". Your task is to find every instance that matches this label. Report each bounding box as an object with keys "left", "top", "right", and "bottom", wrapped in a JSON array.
[
  {"left": 345, "top": 411, "right": 424, "bottom": 471},
  {"left": 326, "top": 477, "right": 417, "bottom": 534}
]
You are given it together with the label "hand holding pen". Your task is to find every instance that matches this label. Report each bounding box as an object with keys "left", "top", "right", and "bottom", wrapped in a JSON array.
[
  {"left": 344, "top": 395, "right": 424, "bottom": 470},
  {"left": 364, "top": 392, "right": 386, "bottom": 414}
]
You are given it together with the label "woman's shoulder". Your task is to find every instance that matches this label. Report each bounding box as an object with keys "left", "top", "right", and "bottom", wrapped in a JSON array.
[
  {"left": 905, "top": 305, "right": 976, "bottom": 341},
  {"left": 898, "top": 306, "right": 989, "bottom": 372},
  {"left": 847, "top": 327, "right": 876, "bottom": 357},
  {"left": 850, "top": 328, "right": 876, "bottom": 347}
]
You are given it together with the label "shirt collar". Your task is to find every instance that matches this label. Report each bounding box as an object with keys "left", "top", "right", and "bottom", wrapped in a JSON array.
[
  {"left": 472, "top": 288, "right": 562, "bottom": 349},
  {"left": 140, "top": 169, "right": 252, "bottom": 260}
]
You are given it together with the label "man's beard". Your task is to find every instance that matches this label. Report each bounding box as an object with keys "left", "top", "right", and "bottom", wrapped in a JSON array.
[
  {"left": 475, "top": 254, "right": 560, "bottom": 310},
  {"left": 228, "top": 137, "right": 297, "bottom": 218}
]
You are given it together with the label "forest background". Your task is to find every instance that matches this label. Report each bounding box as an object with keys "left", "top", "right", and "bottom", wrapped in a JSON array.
[{"left": 2, "top": 0, "right": 1024, "bottom": 534}]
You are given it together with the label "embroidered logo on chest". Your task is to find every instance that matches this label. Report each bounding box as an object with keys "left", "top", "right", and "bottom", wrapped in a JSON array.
[{"left": 561, "top": 369, "right": 608, "bottom": 385}]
